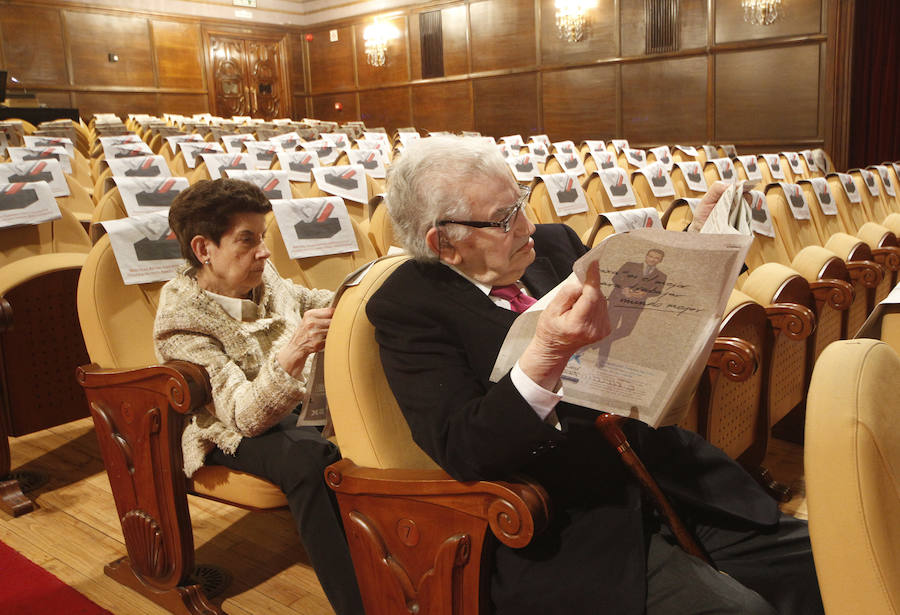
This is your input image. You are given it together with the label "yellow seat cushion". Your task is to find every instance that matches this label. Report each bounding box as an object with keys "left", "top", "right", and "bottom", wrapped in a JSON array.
[{"left": 190, "top": 465, "right": 288, "bottom": 509}]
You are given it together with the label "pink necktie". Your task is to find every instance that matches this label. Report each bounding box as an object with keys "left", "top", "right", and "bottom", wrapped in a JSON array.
[{"left": 490, "top": 284, "right": 537, "bottom": 313}]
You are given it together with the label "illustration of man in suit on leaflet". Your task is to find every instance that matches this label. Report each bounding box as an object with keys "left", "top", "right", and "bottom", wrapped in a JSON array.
[{"left": 595, "top": 248, "right": 667, "bottom": 366}]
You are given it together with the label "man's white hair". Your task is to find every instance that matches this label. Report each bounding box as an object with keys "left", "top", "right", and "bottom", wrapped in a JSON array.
[{"left": 385, "top": 135, "right": 516, "bottom": 262}]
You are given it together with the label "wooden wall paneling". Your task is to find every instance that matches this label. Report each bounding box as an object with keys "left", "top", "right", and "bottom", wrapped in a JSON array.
[
  {"left": 65, "top": 11, "right": 155, "bottom": 88},
  {"left": 621, "top": 0, "right": 647, "bottom": 58},
  {"left": 441, "top": 4, "right": 470, "bottom": 77},
  {"left": 152, "top": 20, "right": 205, "bottom": 90},
  {"left": 30, "top": 91, "right": 73, "bottom": 109},
  {"left": 715, "top": 44, "right": 821, "bottom": 142},
  {"left": 542, "top": 65, "right": 617, "bottom": 142},
  {"left": 0, "top": 7, "right": 69, "bottom": 85},
  {"left": 823, "top": 0, "right": 854, "bottom": 169},
  {"left": 73, "top": 91, "right": 159, "bottom": 120},
  {"left": 287, "top": 34, "right": 306, "bottom": 95},
  {"left": 622, "top": 55, "right": 708, "bottom": 144},
  {"left": 294, "top": 95, "right": 309, "bottom": 119},
  {"left": 358, "top": 86, "right": 412, "bottom": 132},
  {"left": 409, "top": 11, "right": 423, "bottom": 81},
  {"left": 469, "top": 0, "right": 536, "bottom": 73},
  {"left": 540, "top": 0, "right": 618, "bottom": 66},
  {"left": 307, "top": 26, "right": 356, "bottom": 93},
  {"left": 356, "top": 15, "right": 409, "bottom": 89},
  {"left": 679, "top": 0, "right": 708, "bottom": 49},
  {"left": 715, "top": 0, "right": 823, "bottom": 44},
  {"left": 473, "top": 73, "right": 539, "bottom": 138},
  {"left": 158, "top": 93, "right": 209, "bottom": 116},
  {"left": 412, "top": 80, "right": 474, "bottom": 132},
  {"left": 311, "top": 92, "right": 359, "bottom": 123}
]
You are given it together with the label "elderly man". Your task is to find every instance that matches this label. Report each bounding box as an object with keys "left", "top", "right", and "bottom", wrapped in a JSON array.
[{"left": 367, "top": 136, "right": 821, "bottom": 615}]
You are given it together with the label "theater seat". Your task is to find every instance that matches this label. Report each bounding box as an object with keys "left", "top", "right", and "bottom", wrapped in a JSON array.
[
  {"left": 323, "top": 254, "right": 550, "bottom": 615},
  {"left": 76, "top": 234, "right": 290, "bottom": 615},
  {"left": 806, "top": 339, "right": 900, "bottom": 615}
]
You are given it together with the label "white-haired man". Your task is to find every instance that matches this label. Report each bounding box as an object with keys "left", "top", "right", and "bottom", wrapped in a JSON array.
[{"left": 367, "top": 135, "right": 822, "bottom": 615}]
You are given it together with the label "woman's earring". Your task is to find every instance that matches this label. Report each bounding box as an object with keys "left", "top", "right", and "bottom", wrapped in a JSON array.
[{"left": 204, "top": 259, "right": 211, "bottom": 265}]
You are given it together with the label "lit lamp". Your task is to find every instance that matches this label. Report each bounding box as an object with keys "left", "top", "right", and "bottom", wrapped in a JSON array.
[
  {"left": 555, "top": 0, "right": 590, "bottom": 43},
  {"left": 363, "top": 19, "right": 398, "bottom": 67},
  {"left": 742, "top": 0, "right": 783, "bottom": 25}
]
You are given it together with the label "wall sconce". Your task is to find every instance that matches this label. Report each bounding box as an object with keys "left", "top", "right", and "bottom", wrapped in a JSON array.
[
  {"left": 742, "top": 0, "right": 783, "bottom": 25},
  {"left": 363, "top": 19, "right": 398, "bottom": 67},
  {"left": 555, "top": 0, "right": 590, "bottom": 43}
]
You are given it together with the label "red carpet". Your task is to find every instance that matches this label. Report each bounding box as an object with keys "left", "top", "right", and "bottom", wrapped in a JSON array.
[{"left": 0, "top": 539, "right": 114, "bottom": 615}]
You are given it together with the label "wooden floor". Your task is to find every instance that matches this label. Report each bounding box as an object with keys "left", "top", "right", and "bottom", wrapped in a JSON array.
[{"left": 1, "top": 417, "right": 808, "bottom": 615}]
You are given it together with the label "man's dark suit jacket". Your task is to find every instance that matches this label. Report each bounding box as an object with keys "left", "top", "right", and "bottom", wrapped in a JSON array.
[{"left": 367, "top": 224, "right": 778, "bottom": 615}]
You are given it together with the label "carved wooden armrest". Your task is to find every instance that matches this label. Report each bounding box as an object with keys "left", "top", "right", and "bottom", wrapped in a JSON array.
[
  {"left": 0, "top": 297, "right": 10, "bottom": 334},
  {"left": 808, "top": 278, "right": 854, "bottom": 311},
  {"left": 765, "top": 302, "right": 816, "bottom": 341},
  {"left": 844, "top": 260, "right": 884, "bottom": 288},
  {"left": 870, "top": 247, "right": 900, "bottom": 272},
  {"left": 76, "top": 360, "right": 211, "bottom": 595},
  {"left": 326, "top": 459, "right": 549, "bottom": 549},
  {"left": 707, "top": 336, "right": 757, "bottom": 382}
]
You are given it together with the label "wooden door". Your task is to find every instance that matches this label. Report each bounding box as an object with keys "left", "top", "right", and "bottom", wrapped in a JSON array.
[{"left": 207, "top": 33, "right": 288, "bottom": 119}]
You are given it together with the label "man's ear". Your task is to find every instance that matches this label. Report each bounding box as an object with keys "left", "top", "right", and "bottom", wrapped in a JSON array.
[
  {"left": 425, "top": 227, "right": 461, "bottom": 265},
  {"left": 190, "top": 235, "right": 212, "bottom": 265}
]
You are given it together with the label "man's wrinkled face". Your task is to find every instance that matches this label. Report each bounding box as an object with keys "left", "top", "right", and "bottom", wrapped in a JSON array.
[{"left": 442, "top": 176, "right": 536, "bottom": 286}]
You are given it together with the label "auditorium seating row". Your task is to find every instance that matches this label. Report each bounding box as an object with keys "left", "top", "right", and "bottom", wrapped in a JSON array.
[{"left": 2, "top": 113, "right": 899, "bottom": 615}]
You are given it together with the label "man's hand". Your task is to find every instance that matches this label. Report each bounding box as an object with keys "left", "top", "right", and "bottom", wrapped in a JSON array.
[
  {"left": 519, "top": 261, "right": 611, "bottom": 390},
  {"left": 277, "top": 307, "right": 335, "bottom": 379},
  {"left": 687, "top": 180, "right": 729, "bottom": 233}
]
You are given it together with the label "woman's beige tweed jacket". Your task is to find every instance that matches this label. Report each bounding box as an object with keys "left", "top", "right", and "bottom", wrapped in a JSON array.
[{"left": 154, "top": 261, "right": 333, "bottom": 477}]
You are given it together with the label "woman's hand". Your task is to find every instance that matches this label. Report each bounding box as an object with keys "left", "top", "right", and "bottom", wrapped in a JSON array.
[{"left": 277, "top": 307, "right": 335, "bottom": 379}]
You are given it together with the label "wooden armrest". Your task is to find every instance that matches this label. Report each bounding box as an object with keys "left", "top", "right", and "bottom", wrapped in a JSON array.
[
  {"left": 708, "top": 336, "right": 757, "bottom": 382},
  {"left": 765, "top": 302, "right": 816, "bottom": 341},
  {"left": 326, "top": 458, "right": 550, "bottom": 549},
  {"left": 870, "top": 247, "right": 900, "bottom": 272},
  {"left": 0, "top": 297, "right": 11, "bottom": 334},
  {"left": 77, "top": 361, "right": 211, "bottom": 415},
  {"left": 808, "top": 278, "right": 854, "bottom": 311},
  {"left": 844, "top": 260, "right": 884, "bottom": 288}
]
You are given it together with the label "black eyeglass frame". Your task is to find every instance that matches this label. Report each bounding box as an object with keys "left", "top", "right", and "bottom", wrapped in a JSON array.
[{"left": 435, "top": 187, "right": 531, "bottom": 234}]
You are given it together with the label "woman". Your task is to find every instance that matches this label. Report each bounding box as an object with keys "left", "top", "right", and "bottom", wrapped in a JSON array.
[{"left": 154, "top": 178, "right": 364, "bottom": 615}]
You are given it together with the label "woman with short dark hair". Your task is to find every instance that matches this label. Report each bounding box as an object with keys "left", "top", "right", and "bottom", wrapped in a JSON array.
[{"left": 155, "top": 178, "right": 363, "bottom": 615}]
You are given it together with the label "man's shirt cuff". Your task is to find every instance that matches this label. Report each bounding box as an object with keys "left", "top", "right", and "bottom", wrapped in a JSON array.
[{"left": 511, "top": 361, "right": 563, "bottom": 422}]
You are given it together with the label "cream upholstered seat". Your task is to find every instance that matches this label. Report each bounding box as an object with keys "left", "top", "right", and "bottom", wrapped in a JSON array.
[
  {"left": 806, "top": 339, "right": 900, "bottom": 615},
  {"left": 76, "top": 234, "right": 290, "bottom": 614},
  {"left": 527, "top": 174, "right": 598, "bottom": 241},
  {"left": 322, "top": 255, "right": 549, "bottom": 615},
  {"left": 0, "top": 206, "right": 91, "bottom": 267}
]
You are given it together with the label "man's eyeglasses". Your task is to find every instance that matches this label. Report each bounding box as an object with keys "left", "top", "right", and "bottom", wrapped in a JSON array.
[{"left": 436, "top": 188, "right": 531, "bottom": 234}]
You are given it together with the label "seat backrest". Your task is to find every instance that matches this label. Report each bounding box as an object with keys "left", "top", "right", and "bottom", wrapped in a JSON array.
[
  {"left": 527, "top": 175, "right": 597, "bottom": 237},
  {"left": 0, "top": 206, "right": 91, "bottom": 267},
  {"left": 89, "top": 187, "right": 128, "bottom": 242},
  {"left": 323, "top": 254, "right": 440, "bottom": 470},
  {"left": 76, "top": 233, "right": 163, "bottom": 368},
  {"left": 367, "top": 199, "right": 397, "bottom": 257},
  {"left": 806, "top": 339, "right": 900, "bottom": 615},
  {"left": 765, "top": 183, "right": 822, "bottom": 260},
  {"left": 265, "top": 212, "right": 379, "bottom": 291}
]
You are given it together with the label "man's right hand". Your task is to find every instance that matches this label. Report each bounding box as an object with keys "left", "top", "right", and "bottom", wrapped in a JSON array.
[{"left": 519, "top": 261, "right": 611, "bottom": 390}]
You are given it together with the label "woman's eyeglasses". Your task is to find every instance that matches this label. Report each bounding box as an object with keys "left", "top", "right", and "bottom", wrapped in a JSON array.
[{"left": 436, "top": 188, "right": 531, "bottom": 234}]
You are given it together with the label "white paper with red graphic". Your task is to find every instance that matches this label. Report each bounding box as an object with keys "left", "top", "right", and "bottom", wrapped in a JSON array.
[
  {"left": 0, "top": 159, "right": 69, "bottom": 197},
  {"left": 702, "top": 145, "right": 720, "bottom": 160},
  {"left": 584, "top": 140, "right": 607, "bottom": 155},
  {"left": 103, "top": 142, "right": 155, "bottom": 161},
  {"left": 102, "top": 211, "right": 185, "bottom": 284},
  {"left": 300, "top": 139, "right": 344, "bottom": 165},
  {"left": 781, "top": 152, "right": 804, "bottom": 176},
  {"left": 597, "top": 167, "right": 637, "bottom": 208},
  {"left": 199, "top": 153, "right": 258, "bottom": 179},
  {"left": 623, "top": 147, "right": 647, "bottom": 168},
  {"left": 553, "top": 152, "right": 586, "bottom": 177},
  {"left": 649, "top": 146, "right": 673, "bottom": 171},
  {"left": 271, "top": 197, "right": 358, "bottom": 258},
  {"left": 590, "top": 150, "right": 618, "bottom": 172},
  {"left": 346, "top": 149, "right": 387, "bottom": 179},
  {"left": 601, "top": 207, "right": 662, "bottom": 234},
  {"left": 529, "top": 134, "right": 551, "bottom": 148},
  {"left": 501, "top": 135, "right": 525, "bottom": 148},
  {"left": 0, "top": 181, "right": 61, "bottom": 228},
  {"left": 636, "top": 162, "right": 676, "bottom": 197},
  {"left": 269, "top": 132, "right": 303, "bottom": 151},
  {"left": 710, "top": 157, "right": 737, "bottom": 183},
  {"left": 106, "top": 155, "right": 172, "bottom": 179},
  {"left": 761, "top": 154, "right": 785, "bottom": 180},
  {"left": 675, "top": 161, "right": 708, "bottom": 193},
  {"left": 7, "top": 146, "right": 72, "bottom": 174},
  {"left": 24, "top": 136, "right": 74, "bottom": 159},
  {"left": 221, "top": 133, "right": 257, "bottom": 154},
  {"left": 276, "top": 150, "right": 320, "bottom": 182},
  {"left": 115, "top": 176, "right": 190, "bottom": 216},
  {"left": 748, "top": 190, "right": 775, "bottom": 237},
  {"left": 806, "top": 177, "right": 838, "bottom": 216},
  {"left": 674, "top": 145, "right": 698, "bottom": 157},
  {"left": 610, "top": 139, "right": 629, "bottom": 154},
  {"left": 224, "top": 170, "right": 292, "bottom": 200},
  {"left": 737, "top": 155, "right": 763, "bottom": 183},
  {"left": 873, "top": 165, "right": 896, "bottom": 197},
  {"left": 552, "top": 140, "right": 577, "bottom": 156},
  {"left": 311, "top": 164, "right": 368, "bottom": 204},
  {"left": 836, "top": 173, "right": 862, "bottom": 203},
  {"left": 526, "top": 142, "right": 549, "bottom": 163},
  {"left": 540, "top": 173, "right": 589, "bottom": 216},
  {"left": 779, "top": 182, "right": 811, "bottom": 220},
  {"left": 178, "top": 142, "right": 224, "bottom": 169},
  {"left": 164, "top": 133, "right": 204, "bottom": 156},
  {"left": 859, "top": 168, "right": 881, "bottom": 197},
  {"left": 508, "top": 154, "right": 538, "bottom": 183}
]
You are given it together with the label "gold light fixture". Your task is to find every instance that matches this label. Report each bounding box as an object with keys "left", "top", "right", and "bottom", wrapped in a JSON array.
[
  {"left": 555, "top": 0, "right": 590, "bottom": 43},
  {"left": 363, "top": 19, "right": 398, "bottom": 67},
  {"left": 742, "top": 0, "right": 783, "bottom": 25}
]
